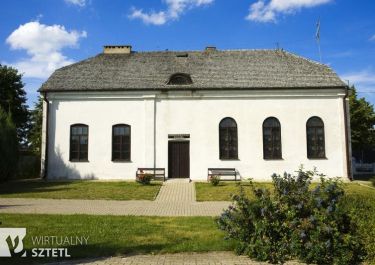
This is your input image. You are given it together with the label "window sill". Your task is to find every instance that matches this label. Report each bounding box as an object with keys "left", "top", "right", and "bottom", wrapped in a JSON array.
[
  {"left": 263, "top": 158, "right": 284, "bottom": 161},
  {"left": 308, "top": 157, "right": 328, "bottom": 160},
  {"left": 220, "top": 158, "right": 240, "bottom": 161},
  {"left": 70, "top": 160, "right": 89, "bottom": 163},
  {"left": 112, "top": 160, "right": 132, "bottom": 163}
]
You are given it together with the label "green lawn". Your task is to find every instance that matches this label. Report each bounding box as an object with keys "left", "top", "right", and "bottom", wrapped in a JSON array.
[
  {"left": 195, "top": 181, "right": 375, "bottom": 201},
  {"left": 0, "top": 214, "right": 234, "bottom": 264},
  {"left": 195, "top": 181, "right": 274, "bottom": 201},
  {"left": 0, "top": 180, "right": 162, "bottom": 200}
]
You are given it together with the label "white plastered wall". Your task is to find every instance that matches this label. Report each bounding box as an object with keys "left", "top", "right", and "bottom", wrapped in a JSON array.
[{"left": 43, "top": 89, "right": 349, "bottom": 181}]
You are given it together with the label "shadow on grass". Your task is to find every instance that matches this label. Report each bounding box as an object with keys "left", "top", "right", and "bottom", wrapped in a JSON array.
[
  {"left": 0, "top": 180, "right": 161, "bottom": 196},
  {"left": 0, "top": 147, "right": 92, "bottom": 197},
  {"left": 213, "top": 181, "right": 251, "bottom": 187},
  {"left": 0, "top": 242, "right": 184, "bottom": 265},
  {"left": 0, "top": 180, "right": 74, "bottom": 196}
]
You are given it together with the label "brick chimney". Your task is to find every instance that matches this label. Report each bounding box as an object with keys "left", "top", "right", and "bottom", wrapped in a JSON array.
[
  {"left": 103, "top": 45, "right": 132, "bottom": 54},
  {"left": 205, "top": 46, "right": 217, "bottom": 52}
]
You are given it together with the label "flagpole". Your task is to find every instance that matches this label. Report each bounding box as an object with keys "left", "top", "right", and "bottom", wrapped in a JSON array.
[
  {"left": 316, "top": 19, "right": 322, "bottom": 63},
  {"left": 317, "top": 38, "right": 322, "bottom": 63}
]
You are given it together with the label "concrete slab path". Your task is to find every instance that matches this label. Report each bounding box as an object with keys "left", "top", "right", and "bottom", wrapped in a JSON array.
[
  {"left": 0, "top": 179, "right": 230, "bottom": 216},
  {"left": 47, "top": 252, "right": 305, "bottom": 265}
]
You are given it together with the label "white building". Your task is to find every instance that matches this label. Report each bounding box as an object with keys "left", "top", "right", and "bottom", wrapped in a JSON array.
[{"left": 40, "top": 46, "right": 351, "bottom": 181}]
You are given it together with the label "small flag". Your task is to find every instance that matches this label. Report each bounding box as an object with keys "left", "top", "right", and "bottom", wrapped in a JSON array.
[{"left": 316, "top": 19, "right": 321, "bottom": 41}]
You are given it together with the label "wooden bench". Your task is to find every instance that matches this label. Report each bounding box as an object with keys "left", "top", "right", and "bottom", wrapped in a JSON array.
[
  {"left": 207, "top": 168, "right": 238, "bottom": 181},
  {"left": 136, "top": 168, "right": 166, "bottom": 181}
]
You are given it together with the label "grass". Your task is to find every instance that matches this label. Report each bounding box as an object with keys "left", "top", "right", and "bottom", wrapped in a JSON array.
[
  {"left": 0, "top": 180, "right": 162, "bottom": 200},
  {"left": 0, "top": 214, "right": 235, "bottom": 264},
  {"left": 195, "top": 180, "right": 375, "bottom": 201},
  {"left": 195, "top": 181, "right": 274, "bottom": 201}
]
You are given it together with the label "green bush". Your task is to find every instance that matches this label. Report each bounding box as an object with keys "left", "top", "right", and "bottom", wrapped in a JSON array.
[
  {"left": 217, "top": 168, "right": 364, "bottom": 264},
  {"left": 209, "top": 175, "right": 220, "bottom": 186},
  {"left": 340, "top": 186, "right": 375, "bottom": 263},
  {"left": 0, "top": 107, "right": 19, "bottom": 182},
  {"left": 371, "top": 176, "right": 375, "bottom": 187},
  {"left": 136, "top": 174, "right": 153, "bottom": 185}
]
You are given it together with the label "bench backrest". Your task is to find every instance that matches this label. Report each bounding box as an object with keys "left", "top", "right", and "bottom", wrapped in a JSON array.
[
  {"left": 137, "top": 168, "right": 165, "bottom": 175},
  {"left": 208, "top": 168, "right": 236, "bottom": 175}
]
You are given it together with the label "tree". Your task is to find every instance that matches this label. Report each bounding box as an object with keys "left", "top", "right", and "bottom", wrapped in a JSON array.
[
  {"left": 0, "top": 64, "right": 29, "bottom": 143},
  {"left": 0, "top": 107, "right": 19, "bottom": 181},
  {"left": 349, "top": 86, "right": 375, "bottom": 152},
  {"left": 29, "top": 96, "right": 43, "bottom": 155}
]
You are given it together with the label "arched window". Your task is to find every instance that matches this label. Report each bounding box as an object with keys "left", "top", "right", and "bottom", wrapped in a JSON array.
[
  {"left": 112, "top": 124, "right": 131, "bottom": 161},
  {"left": 263, "top": 117, "right": 282, "bottom": 159},
  {"left": 167, "top": 73, "right": 193, "bottom": 85},
  {"left": 219, "top": 117, "right": 238, "bottom": 160},
  {"left": 306, "top": 117, "right": 325, "bottom": 159},
  {"left": 70, "top": 124, "right": 88, "bottom": 162}
]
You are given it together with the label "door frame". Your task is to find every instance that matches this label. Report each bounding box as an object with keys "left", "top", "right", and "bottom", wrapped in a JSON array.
[{"left": 168, "top": 140, "right": 190, "bottom": 179}]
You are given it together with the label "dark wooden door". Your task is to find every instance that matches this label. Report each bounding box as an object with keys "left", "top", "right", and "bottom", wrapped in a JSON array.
[{"left": 168, "top": 141, "right": 190, "bottom": 178}]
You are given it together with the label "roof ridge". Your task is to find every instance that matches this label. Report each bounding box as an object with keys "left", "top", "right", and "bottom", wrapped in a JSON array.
[
  {"left": 281, "top": 50, "right": 327, "bottom": 67},
  {"left": 111, "top": 49, "right": 282, "bottom": 54}
]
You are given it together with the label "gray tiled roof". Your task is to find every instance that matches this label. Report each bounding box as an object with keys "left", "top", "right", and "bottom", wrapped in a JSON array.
[{"left": 40, "top": 49, "right": 346, "bottom": 92}]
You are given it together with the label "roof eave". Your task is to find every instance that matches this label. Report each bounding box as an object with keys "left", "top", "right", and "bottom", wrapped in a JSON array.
[{"left": 39, "top": 85, "right": 348, "bottom": 93}]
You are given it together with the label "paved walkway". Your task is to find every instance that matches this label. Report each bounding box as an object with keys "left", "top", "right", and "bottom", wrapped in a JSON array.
[
  {"left": 155, "top": 179, "right": 195, "bottom": 203},
  {"left": 0, "top": 179, "right": 230, "bottom": 216},
  {"left": 47, "top": 252, "right": 305, "bottom": 265}
]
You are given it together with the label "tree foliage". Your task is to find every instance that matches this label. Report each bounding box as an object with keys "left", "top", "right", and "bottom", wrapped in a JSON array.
[
  {"left": 349, "top": 86, "right": 375, "bottom": 151},
  {"left": 0, "top": 107, "right": 19, "bottom": 181},
  {"left": 29, "top": 96, "right": 43, "bottom": 155},
  {"left": 0, "top": 64, "right": 29, "bottom": 143}
]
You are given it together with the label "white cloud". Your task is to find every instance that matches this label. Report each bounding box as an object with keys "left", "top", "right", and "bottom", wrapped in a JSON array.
[
  {"left": 129, "top": 9, "right": 168, "bottom": 26},
  {"left": 341, "top": 70, "right": 375, "bottom": 103},
  {"left": 65, "top": 0, "right": 86, "bottom": 7},
  {"left": 5, "top": 21, "right": 87, "bottom": 79},
  {"left": 370, "top": 35, "right": 375, "bottom": 41},
  {"left": 341, "top": 70, "right": 375, "bottom": 87},
  {"left": 129, "top": 0, "right": 214, "bottom": 25},
  {"left": 246, "top": 0, "right": 332, "bottom": 23}
]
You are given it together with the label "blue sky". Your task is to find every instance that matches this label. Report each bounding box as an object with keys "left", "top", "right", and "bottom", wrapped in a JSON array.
[{"left": 1, "top": 0, "right": 375, "bottom": 108}]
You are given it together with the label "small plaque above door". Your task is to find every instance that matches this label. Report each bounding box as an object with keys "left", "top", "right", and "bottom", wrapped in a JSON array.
[{"left": 168, "top": 134, "right": 190, "bottom": 139}]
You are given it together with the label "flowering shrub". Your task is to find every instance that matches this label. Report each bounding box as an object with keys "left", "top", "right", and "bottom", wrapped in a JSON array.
[
  {"left": 137, "top": 174, "right": 153, "bottom": 185},
  {"left": 209, "top": 175, "right": 220, "bottom": 186},
  {"left": 217, "top": 167, "right": 364, "bottom": 264}
]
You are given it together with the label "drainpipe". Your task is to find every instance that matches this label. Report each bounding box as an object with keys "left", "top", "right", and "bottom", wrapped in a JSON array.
[
  {"left": 153, "top": 94, "right": 157, "bottom": 180},
  {"left": 343, "top": 87, "right": 353, "bottom": 181},
  {"left": 42, "top": 92, "right": 49, "bottom": 180}
]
